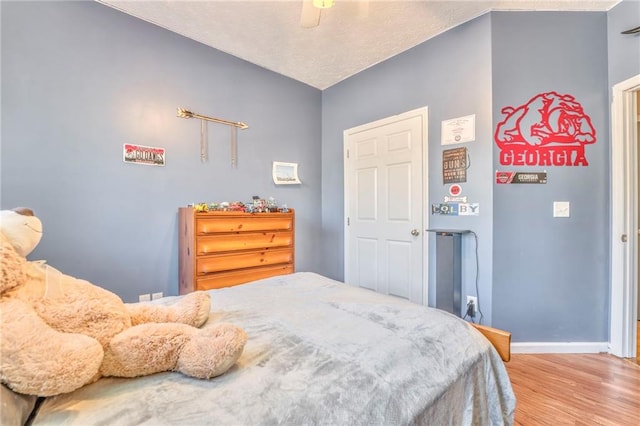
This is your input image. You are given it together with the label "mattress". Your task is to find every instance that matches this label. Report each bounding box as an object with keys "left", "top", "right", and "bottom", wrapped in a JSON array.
[{"left": 33, "top": 272, "right": 516, "bottom": 425}]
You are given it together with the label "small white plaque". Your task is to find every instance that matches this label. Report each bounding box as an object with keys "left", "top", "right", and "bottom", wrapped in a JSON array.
[
  {"left": 273, "top": 161, "right": 301, "bottom": 185},
  {"left": 553, "top": 201, "right": 570, "bottom": 218}
]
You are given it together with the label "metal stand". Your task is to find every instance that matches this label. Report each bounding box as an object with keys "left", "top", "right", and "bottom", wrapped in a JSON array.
[{"left": 427, "top": 229, "right": 470, "bottom": 317}]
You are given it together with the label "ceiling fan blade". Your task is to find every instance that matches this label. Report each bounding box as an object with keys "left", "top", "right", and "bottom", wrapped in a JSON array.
[{"left": 301, "top": 0, "right": 320, "bottom": 28}]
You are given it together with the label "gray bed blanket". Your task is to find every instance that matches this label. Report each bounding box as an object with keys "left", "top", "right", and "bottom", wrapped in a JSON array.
[{"left": 34, "top": 272, "right": 515, "bottom": 425}]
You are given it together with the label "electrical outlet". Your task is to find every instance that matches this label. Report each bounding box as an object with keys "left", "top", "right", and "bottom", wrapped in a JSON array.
[
  {"left": 151, "top": 292, "right": 163, "bottom": 300},
  {"left": 466, "top": 295, "right": 478, "bottom": 317},
  {"left": 138, "top": 293, "right": 151, "bottom": 302}
]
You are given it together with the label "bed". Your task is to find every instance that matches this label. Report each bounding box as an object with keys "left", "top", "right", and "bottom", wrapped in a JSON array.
[{"left": 20, "top": 272, "right": 515, "bottom": 425}]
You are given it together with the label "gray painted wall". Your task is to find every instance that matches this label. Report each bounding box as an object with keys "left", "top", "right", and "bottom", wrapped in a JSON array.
[
  {"left": 322, "top": 11, "right": 613, "bottom": 342},
  {"left": 1, "top": 0, "right": 633, "bottom": 344},
  {"left": 321, "top": 15, "right": 496, "bottom": 322},
  {"left": 491, "top": 12, "right": 610, "bottom": 342},
  {"left": 1, "top": 1, "right": 322, "bottom": 302},
  {"left": 607, "top": 0, "right": 640, "bottom": 88},
  {"left": 607, "top": 0, "right": 640, "bottom": 330}
]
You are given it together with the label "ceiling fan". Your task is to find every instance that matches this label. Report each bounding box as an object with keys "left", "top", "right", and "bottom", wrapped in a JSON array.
[
  {"left": 300, "top": 0, "right": 332, "bottom": 28},
  {"left": 300, "top": 0, "right": 369, "bottom": 29}
]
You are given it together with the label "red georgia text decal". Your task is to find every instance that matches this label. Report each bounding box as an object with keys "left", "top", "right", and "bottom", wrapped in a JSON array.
[{"left": 494, "top": 91, "right": 596, "bottom": 166}]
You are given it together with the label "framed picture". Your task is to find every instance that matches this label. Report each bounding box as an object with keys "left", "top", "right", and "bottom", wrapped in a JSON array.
[{"left": 272, "top": 161, "right": 301, "bottom": 185}]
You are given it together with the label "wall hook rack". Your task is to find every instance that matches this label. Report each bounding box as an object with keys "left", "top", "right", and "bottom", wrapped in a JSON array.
[{"left": 177, "top": 107, "right": 248, "bottom": 166}]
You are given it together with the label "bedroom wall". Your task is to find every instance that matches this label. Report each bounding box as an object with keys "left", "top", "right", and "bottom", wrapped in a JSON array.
[
  {"left": 607, "top": 0, "right": 640, "bottom": 87},
  {"left": 1, "top": 1, "right": 322, "bottom": 302},
  {"left": 322, "top": 10, "right": 612, "bottom": 341},
  {"left": 607, "top": 0, "right": 640, "bottom": 335},
  {"left": 321, "top": 15, "right": 495, "bottom": 320},
  {"left": 491, "top": 12, "right": 610, "bottom": 343}
]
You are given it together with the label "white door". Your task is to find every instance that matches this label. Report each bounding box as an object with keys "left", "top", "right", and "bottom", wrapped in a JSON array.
[{"left": 344, "top": 108, "right": 428, "bottom": 304}]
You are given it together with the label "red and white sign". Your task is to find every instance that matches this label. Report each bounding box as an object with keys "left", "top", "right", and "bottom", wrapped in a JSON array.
[
  {"left": 494, "top": 91, "right": 596, "bottom": 167},
  {"left": 123, "top": 144, "right": 166, "bottom": 166}
]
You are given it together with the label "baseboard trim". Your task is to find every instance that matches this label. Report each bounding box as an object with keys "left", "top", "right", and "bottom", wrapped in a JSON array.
[{"left": 511, "top": 342, "right": 610, "bottom": 354}]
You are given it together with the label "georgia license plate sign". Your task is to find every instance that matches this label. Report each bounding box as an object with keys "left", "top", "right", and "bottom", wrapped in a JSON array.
[{"left": 495, "top": 171, "right": 547, "bottom": 184}]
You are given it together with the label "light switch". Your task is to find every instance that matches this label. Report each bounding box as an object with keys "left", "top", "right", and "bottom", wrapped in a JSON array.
[{"left": 553, "top": 201, "right": 570, "bottom": 218}]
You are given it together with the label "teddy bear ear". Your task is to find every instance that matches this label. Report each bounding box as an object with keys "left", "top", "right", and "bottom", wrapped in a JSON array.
[
  {"left": 12, "top": 207, "right": 35, "bottom": 217},
  {"left": 0, "top": 233, "right": 26, "bottom": 295}
]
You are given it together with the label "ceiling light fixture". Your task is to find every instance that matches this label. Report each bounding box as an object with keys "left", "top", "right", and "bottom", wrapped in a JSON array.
[{"left": 313, "top": 0, "right": 334, "bottom": 9}]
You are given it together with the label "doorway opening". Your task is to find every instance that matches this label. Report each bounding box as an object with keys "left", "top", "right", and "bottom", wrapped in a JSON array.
[
  {"left": 637, "top": 93, "right": 640, "bottom": 364},
  {"left": 610, "top": 74, "right": 639, "bottom": 358}
]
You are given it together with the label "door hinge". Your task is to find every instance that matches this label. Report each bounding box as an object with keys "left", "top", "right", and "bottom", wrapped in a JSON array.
[
  {"left": 347, "top": 217, "right": 350, "bottom": 226},
  {"left": 346, "top": 149, "right": 349, "bottom": 159}
]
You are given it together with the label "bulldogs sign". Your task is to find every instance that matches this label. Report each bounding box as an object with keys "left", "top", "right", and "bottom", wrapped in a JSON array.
[{"left": 494, "top": 91, "right": 596, "bottom": 166}]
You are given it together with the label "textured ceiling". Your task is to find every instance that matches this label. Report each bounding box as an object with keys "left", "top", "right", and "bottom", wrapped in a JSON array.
[{"left": 97, "top": 0, "right": 620, "bottom": 90}]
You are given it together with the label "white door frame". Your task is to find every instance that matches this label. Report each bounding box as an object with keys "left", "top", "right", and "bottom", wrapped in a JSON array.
[
  {"left": 343, "top": 107, "right": 430, "bottom": 305},
  {"left": 610, "top": 74, "right": 639, "bottom": 358}
]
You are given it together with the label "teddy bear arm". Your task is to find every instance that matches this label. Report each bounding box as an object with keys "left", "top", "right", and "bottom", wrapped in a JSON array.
[
  {"left": 16, "top": 270, "right": 133, "bottom": 347},
  {"left": 33, "top": 300, "right": 132, "bottom": 348},
  {"left": 1, "top": 299, "right": 104, "bottom": 397},
  {"left": 126, "top": 291, "right": 211, "bottom": 328}
]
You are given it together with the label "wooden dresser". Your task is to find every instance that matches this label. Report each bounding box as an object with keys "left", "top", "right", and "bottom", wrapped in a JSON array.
[{"left": 178, "top": 207, "right": 295, "bottom": 294}]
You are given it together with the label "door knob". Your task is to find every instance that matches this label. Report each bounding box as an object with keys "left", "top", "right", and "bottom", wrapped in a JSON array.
[{"left": 411, "top": 229, "right": 420, "bottom": 236}]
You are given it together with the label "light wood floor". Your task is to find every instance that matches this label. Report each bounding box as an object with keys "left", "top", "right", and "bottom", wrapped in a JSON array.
[{"left": 506, "top": 352, "right": 640, "bottom": 425}]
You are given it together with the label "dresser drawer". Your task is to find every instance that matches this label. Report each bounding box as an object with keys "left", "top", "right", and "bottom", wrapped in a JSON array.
[
  {"left": 196, "top": 216, "right": 293, "bottom": 234},
  {"left": 196, "top": 231, "right": 293, "bottom": 254},
  {"left": 197, "top": 248, "right": 293, "bottom": 274},
  {"left": 179, "top": 207, "right": 295, "bottom": 294},
  {"left": 196, "top": 264, "right": 294, "bottom": 290}
]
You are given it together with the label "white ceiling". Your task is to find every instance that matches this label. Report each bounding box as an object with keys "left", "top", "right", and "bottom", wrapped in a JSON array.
[{"left": 97, "top": 0, "right": 620, "bottom": 90}]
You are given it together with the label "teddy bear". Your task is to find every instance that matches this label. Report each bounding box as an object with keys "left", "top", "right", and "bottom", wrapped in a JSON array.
[{"left": 0, "top": 207, "right": 247, "bottom": 397}]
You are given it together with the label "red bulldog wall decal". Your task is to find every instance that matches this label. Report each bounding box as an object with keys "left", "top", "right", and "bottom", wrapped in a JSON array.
[{"left": 494, "top": 91, "right": 596, "bottom": 166}]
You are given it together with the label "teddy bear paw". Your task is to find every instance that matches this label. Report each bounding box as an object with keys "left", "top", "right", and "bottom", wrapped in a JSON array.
[
  {"left": 176, "top": 323, "right": 247, "bottom": 379},
  {"left": 174, "top": 291, "right": 211, "bottom": 327}
]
